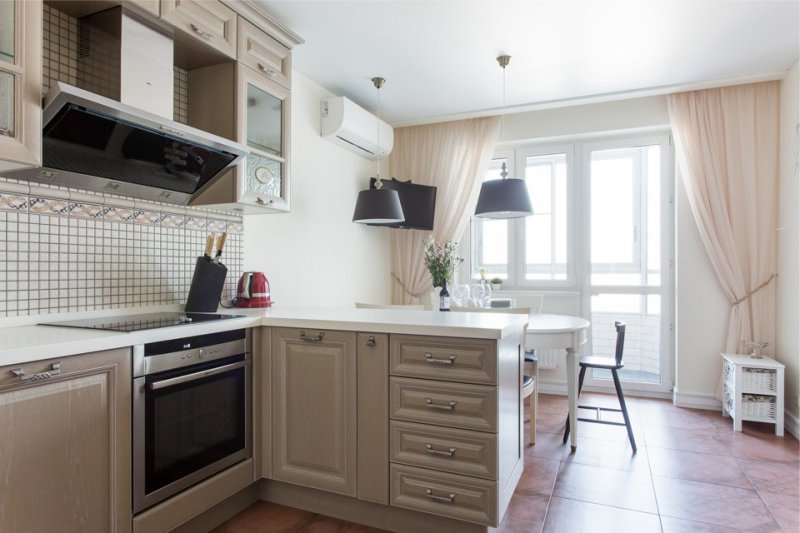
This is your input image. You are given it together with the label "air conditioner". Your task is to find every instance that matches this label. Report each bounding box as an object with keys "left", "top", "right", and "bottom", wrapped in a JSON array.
[{"left": 320, "top": 96, "right": 393, "bottom": 160}]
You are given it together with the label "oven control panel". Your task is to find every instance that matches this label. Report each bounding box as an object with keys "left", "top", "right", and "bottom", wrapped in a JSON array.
[{"left": 132, "top": 329, "right": 250, "bottom": 377}]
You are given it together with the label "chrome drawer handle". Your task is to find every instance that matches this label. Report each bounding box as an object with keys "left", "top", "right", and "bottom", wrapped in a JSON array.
[
  {"left": 426, "top": 444, "right": 456, "bottom": 457},
  {"left": 426, "top": 399, "right": 456, "bottom": 411},
  {"left": 189, "top": 23, "right": 214, "bottom": 40},
  {"left": 300, "top": 331, "right": 325, "bottom": 342},
  {"left": 426, "top": 353, "right": 456, "bottom": 365},
  {"left": 366, "top": 336, "right": 376, "bottom": 346},
  {"left": 11, "top": 362, "right": 62, "bottom": 382},
  {"left": 425, "top": 488, "right": 455, "bottom": 503}
]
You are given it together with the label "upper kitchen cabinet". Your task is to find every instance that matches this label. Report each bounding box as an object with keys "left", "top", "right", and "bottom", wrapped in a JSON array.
[
  {"left": 0, "top": 0, "right": 42, "bottom": 172},
  {"left": 237, "top": 16, "right": 291, "bottom": 89},
  {"left": 124, "top": 0, "right": 159, "bottom": 16},
  {"left": 161, "top": 0, "right": 237, "bottom": 61},
  {"left": 188, "top": 58, "right": 292, "bottom": 213}
]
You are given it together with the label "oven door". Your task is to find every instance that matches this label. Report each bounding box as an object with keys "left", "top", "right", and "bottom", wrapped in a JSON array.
[{"left": 133, "top": 355, "right": 251, "bottom": 514}]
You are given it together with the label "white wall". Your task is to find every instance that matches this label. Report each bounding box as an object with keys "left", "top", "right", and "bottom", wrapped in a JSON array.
[
  {"left": 777, "top": 60, "right": 800, "bottom": 425},
  {"left": 499, "top": 96, "right": 731, "bottom": 401},
  {"left": 243, "top": 71, "right": 392, "bottom": 308}
]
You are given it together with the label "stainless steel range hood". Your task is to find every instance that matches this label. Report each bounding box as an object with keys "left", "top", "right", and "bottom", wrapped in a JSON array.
[{"left": 6, "top": 7, "right": 248, "bottom": 205}]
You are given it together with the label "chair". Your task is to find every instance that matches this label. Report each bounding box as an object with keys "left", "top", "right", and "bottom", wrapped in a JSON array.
[
  {"left": 562, "top": 321, "right": 636, "bottom": 452},
  {"left": 451, "top": 306, "right": 538, "bottom": 445},
  {"left": 354, "top": 302, "right": 425, "bottom": 310}
]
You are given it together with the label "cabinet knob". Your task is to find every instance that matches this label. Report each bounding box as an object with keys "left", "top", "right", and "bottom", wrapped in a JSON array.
[
  {"left": 257, "top": 63, "right": 277, "bottom": 77},
  {"left": 366, "top": 336, "right": 376, "bottom": 346}
]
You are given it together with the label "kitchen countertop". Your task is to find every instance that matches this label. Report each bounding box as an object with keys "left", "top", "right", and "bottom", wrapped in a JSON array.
[{"left": 0, "top": 306, "right": 528, "bottom": 366}]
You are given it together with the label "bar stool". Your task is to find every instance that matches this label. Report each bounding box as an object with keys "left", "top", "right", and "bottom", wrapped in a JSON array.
[{"left": 562, "top": 321, "right": 637, "bottom": 452}]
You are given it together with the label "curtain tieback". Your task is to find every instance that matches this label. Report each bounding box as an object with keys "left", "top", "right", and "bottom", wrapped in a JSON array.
[
  {"left": 732, "top": 273, "right": 778, "bottom": 307},
  {"left": 391, "top": 272, "right": 427, "bottom": 298}
]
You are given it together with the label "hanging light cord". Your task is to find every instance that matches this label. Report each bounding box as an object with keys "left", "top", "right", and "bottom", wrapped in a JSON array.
[
  {"left": 373, "top": 77, "right": 384, "bottom": 190},
  {"left": 497, "top": 56, "right": 511, "bottom": 180}
]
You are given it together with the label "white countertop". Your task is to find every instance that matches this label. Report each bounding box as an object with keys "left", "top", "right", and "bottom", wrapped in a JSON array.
[{"left": 0, "top": 306, "right": 528, "bottom": 366}]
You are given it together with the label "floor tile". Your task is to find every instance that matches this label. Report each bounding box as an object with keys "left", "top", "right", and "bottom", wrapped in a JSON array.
[
  {"left": 638, "top": 402, "right": 716, "bottom": 431},
  {"left": 536, "top": 394, "right": 569, "bottom": 414},
  {"left": 525, "top": 430, "right": 569, "bottom": 461},
  {"left": 643, "top": 424, "right": 733, "bottom": 455},
  {"left": 727, "top": 431, "right": 800, "bottom": 463},
  {"left": 653, "top": 475, "right": 779, "bottom": 530},
  {"left": 497, "top": 490, "right": 550, "bottom": 532},
  {"left": 516, "top": 456, "right": 560, "bottom": 495},
  {"left": 758, "top": 489, "right": 800, "bottom": 531},
  {"left": 542, "top": 497, "right": 661, "bottom": 533},
  {"left": 304, "top": 515, "right": 384, "bottom": 532},
  {"left": 660, "top": 516, "right": 741, "bottom": 532},
  {"left": 738, "top": 458, "right": 800, "bottom": 496},
  {"left": 561, "top": 436, "right": 650, "bottom": 472},
  {"left": 553, "top": 462, "right": 657, "bottom": 513},
  {"left": 647, "top": 447, "right": 752, "bottom": 488}
]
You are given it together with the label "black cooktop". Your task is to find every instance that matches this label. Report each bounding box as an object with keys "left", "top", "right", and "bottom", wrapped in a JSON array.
[{"left": 40, "top": 312, "right": 245, "bottom": 332}]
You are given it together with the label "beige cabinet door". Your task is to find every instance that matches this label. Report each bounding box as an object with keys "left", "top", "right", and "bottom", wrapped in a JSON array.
[
  {"left": 272, "top": 328, "right": 357, "bottom": 496},
  {"left": 161, "top": 0, "right": 237, "bottom": 58},
  {"left": 0, "top": 0, "right": 41, "bottom": 172},
  {"left": 0, "top": 348, "right": 132, "bottom": 533}
]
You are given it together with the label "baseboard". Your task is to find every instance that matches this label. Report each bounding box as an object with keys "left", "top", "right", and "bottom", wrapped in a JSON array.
[
  {"left": 785, "top": 409, "right": 800, "bottom": 439},
  {"left": 672, "top": 389, "right": 722, "bottom": 410}
]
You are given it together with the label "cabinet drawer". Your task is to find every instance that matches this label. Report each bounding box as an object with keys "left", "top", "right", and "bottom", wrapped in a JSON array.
[
  {"left": 390, "top": 377, "right": 497, "bottom": 432},
  {"left": 161, "top": 0, "right": 237, "bottom": 58},
  {"left": 390, "top": 335, "right": 496, "bottom": 385},
  {"left": 390, "top": 464, "right": 497, "bottom": 526},
  {"left": 0, "top": 349, "right": 131, "bottom": 389},
  {"left": 390, "top": 421, "right": 497, "bottom": 479},
  {"left": 237, "top": 17, "right": 291, "bottom": 88}
]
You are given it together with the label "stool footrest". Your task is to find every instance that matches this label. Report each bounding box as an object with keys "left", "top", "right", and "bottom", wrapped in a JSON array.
[{"left": 577, "top": 417, "right": 627, "bottom": 427}]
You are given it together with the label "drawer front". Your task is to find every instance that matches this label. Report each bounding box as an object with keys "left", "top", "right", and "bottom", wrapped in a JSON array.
[
  {"left": 390, "top": 464, "right": 497, "bottom": 526},
  {"left": 237, "top": 17, "right": 291, "bottom": 88},
  {"left": 162, "top": 0, "right": 237, "bottom": 59},
  {"left": 390, "top": 377, "right": 497, "bottom": 432},
  {"left": 0, "top": 348, "right": 132, "bottom": 389},
  {"left": 390, "top": 335, "right": 497, "bottom": 385},
  {"left": 390, "top": 420, "right": 497, "bottom": 479}
]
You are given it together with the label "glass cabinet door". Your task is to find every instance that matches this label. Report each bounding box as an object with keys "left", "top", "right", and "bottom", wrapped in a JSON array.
[
  {"left": 237, "top": 65, "right": 290, "bottom": 211},
  {"left": 0, "top": 0, "right": 41, "bottom": 171}
]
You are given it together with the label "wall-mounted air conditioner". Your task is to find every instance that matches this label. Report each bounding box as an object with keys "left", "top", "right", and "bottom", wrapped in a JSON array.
[{"left": 320, "top": 96, "right": 393, "bottom": 160}]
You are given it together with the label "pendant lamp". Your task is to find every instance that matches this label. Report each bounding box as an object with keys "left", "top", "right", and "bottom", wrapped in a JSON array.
[
  {"left": 352, "top": 77, "right": 405, "bottom": 224},
  {"left": 474, "top": 55, "right": 533, "bottom": 219}
]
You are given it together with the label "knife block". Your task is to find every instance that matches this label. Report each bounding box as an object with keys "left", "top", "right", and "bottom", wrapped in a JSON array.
[{"left": 185, "top": 256, "right": 228, "bottom": 313}]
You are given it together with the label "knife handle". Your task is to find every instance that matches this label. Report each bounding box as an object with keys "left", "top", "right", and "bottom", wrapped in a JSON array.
[
  {"left": 216, "top": 232, "right": 227, "bottom": 258},
  {"left": 204, "top": 233, "right": 215, "bottom": 257}
]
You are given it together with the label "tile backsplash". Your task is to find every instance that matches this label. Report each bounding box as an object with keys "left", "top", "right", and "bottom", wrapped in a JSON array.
[
  {"left": 0, "top": 6, "right": 246, "bottom": 318},
  {"left": 0, "top": 180, "right": 244, "bottom": 317}
]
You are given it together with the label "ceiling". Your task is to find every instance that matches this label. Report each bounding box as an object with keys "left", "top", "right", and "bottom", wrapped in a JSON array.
[{"left": 255, "top": 1, "right": 800, "bottom": 126}]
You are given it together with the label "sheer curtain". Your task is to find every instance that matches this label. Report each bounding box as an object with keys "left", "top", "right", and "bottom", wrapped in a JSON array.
[
  {"left": 388, "top": 116, "right": 501, "bottom": 304},
  {"left": 668, "top": 82, "right": 780, "bottom": 369}
]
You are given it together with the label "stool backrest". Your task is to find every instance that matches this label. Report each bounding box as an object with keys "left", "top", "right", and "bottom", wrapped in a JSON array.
[{"left": 614, "top": 321, "right": 627, "bottom": 366}]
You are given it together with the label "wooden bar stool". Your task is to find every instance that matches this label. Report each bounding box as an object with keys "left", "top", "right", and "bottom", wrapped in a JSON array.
[{"left": 562, "top": 321, "right": 637, "bottom": 452}]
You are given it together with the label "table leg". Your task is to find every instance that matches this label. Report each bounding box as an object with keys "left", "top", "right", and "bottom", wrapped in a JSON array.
[{"left": 566, "top": 346, "right": 578, "bottom": 451}]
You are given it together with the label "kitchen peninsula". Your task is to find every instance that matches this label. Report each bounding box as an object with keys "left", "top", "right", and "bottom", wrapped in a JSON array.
[{"left": 0, "top": 307, "right": 527, "bottom": 533}]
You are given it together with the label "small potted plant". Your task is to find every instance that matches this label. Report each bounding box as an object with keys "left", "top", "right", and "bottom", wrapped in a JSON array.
[{"left": 490, "top": 277, "right": 503, "bottom": 291}]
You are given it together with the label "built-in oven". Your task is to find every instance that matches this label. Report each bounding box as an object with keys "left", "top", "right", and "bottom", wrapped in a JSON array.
[{"left": 133, "top": 329, "right": 251, "bottom": 514}]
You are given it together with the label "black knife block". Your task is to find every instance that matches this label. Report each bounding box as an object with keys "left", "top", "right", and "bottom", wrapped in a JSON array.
[{"left": 185, "top": 256, "right": 228, "bottom": 313}]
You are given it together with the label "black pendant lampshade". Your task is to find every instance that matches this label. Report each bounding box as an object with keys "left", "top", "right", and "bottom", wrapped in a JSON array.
[
  {"left": 352, "top": 187, "right": 404, "bottom": 224},
  {"left": 474, "top": 54, "right": 534, "bottom": 219},
  {"left": 475, "top": 177, "right": 533, "bottom": 218}
]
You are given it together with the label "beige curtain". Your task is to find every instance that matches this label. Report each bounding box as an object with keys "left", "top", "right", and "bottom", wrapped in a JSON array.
[
  {"left": 668, "top": 82, "right": 780, "bottom": 368},
  {"left": 388, "top": 116, "right": 502, "bottom": 304}
]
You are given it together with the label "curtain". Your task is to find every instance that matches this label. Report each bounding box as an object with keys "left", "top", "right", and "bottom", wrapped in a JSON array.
[
  {"left": 388, "top": 116, "right": 502, "bottom": 304},
  {"left": 668, "top": 82, "right": 780, "bottom": 374}
]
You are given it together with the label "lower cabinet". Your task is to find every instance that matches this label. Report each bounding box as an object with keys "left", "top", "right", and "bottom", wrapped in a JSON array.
[
  {"left": 271, "top": 328, "right": 357, "bottom": 496},
  {"left": 0, "top": 348, "right": 132, "bottom": 533}
]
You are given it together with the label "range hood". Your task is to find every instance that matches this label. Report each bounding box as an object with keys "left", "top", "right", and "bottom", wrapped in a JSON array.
[{"left": 6, "top": 7, "right": 248, "bottom": 205}]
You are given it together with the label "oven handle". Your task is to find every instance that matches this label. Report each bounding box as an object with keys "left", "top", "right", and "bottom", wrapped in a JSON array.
[{"left": 147, "top": 360, "right": 246, "bottom": 391}]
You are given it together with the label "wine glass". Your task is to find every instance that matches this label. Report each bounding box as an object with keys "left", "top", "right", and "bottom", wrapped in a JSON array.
[
  {"left": 470, "top": 283, "right": 486, "bottom": 307},
  {"left": 452, "top": 284, "right": 470, "bottom": 306},
  {"left": 481, "top": 284, "right": 492, "bottom": 307}
]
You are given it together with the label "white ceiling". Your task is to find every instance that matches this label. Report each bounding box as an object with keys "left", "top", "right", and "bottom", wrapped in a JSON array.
[{"left": 255, "top": 0, "right": 800, "bottom": 126}]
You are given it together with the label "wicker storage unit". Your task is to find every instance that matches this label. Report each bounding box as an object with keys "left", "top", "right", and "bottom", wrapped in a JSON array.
[{"left": 721, "top": 353, "right": 784, "bottom": 436}]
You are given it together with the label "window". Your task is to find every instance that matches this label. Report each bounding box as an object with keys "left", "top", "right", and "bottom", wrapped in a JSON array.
[{"left": 465, "top": 134, "right": 673, "bottom": 392}]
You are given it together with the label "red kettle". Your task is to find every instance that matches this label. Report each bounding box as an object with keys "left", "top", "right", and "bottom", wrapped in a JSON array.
[{"left": 235, "top": 272, "right": 272, "bottom": 308}]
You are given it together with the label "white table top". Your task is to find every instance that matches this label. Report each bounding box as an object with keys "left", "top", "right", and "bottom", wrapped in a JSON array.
[
  {"left": 0, "top": 305, "right": 528, "bottom": 366},
  {"left": 527, "top": 314, "right": 590, "bottom": 333},
  {"left": 721, "top": 353, "right": 785, "bottom": 369}
]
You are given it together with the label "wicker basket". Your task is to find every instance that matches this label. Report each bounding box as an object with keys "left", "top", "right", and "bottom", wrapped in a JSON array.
[
  {"left": 741, "top": 394, "right": 776, "bottom": 420},
  {"left": 741, "top": 368, "right": 777, "bottom": 394}
]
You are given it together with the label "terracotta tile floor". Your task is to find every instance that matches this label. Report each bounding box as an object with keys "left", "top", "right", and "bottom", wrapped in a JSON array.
[{"left": 215, "top": 393, "right": 799, "bottom": 533}]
